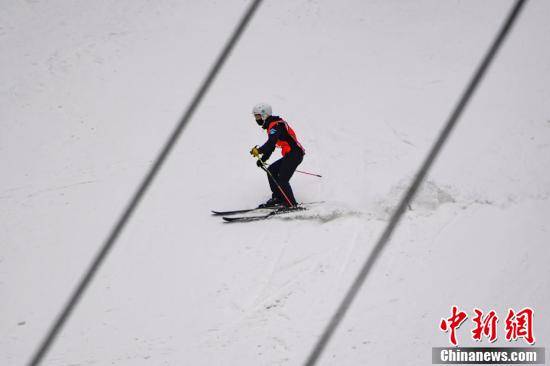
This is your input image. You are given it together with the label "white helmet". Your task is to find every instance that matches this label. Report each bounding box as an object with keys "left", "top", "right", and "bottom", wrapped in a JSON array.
[{"left": 252, "top": 103, "right": 272, "bottom": 121}]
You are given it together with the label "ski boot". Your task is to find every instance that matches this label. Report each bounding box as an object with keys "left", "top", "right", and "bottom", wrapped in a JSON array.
[{"left": 258, "top": 196, "right": 283, "bottom": 209}]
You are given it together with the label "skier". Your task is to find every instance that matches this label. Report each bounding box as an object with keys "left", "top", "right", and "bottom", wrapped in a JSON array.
[{"left": 250, "top": 103, "right": 305, "bottom": 208}]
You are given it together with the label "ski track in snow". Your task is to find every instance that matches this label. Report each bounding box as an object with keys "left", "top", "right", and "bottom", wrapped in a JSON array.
[{"left": 200, "top": 214, "right": 375, "bottom": 357}]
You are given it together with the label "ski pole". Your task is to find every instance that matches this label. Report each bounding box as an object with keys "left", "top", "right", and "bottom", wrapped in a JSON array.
[
  {"left": 256, "top": 159, "right": 295, "bottom": 208},
  {"left": 296, "top": 169, "right": 322, "bottom": 178}
]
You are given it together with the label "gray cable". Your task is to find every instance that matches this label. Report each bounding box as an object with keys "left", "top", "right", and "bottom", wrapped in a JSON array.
[
  {"left": 26, "top": 1, "right": 263, "bottom": 365},
  {"left": 303, "top": 1, "right": 527, "bottom": 365}
]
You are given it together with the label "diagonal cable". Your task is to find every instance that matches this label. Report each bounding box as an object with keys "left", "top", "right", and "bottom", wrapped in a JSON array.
[
  {"left": 26, "top": 1, "right": 263, "bottom": 365},
  {"left": 303, "top": 1, "right": 528, "bottom": 365}
]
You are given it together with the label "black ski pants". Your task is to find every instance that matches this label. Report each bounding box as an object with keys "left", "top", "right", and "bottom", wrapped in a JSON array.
[{"left": 266, "top": 150, "right": 303, "bottom": 206}]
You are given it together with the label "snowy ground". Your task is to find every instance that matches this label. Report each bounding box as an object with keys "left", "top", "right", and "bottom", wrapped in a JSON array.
[{"left": 1, "top": 1, "right": 550, "bottom": 365}]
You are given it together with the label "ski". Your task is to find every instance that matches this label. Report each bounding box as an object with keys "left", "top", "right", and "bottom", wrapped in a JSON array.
[
  {"left": 212, "top": 201, "right": 324, "bottom": 216},
  {"left": 211, "top": 206, "right": 279, "bottom": 216},
  {"left": 222, "top": 206, "right": 307, "bottom": 223}
]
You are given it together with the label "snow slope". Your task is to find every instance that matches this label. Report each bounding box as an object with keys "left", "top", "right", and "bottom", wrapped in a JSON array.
[{"left": 1, "top": 0, "right": 549, "bottom": 365}]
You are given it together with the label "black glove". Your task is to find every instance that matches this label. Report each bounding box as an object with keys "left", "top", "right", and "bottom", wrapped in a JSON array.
[{"left": 256, "top": 159, "right": 265, "bottom": 168}]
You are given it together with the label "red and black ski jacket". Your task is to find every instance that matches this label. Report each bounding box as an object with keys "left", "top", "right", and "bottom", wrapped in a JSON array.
[{"left": 258, "top": 116, "right": 305, "bottom": 162}]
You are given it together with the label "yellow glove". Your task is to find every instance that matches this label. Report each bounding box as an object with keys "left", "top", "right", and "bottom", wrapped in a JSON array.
[{"left": 250, "top": 146, "right": 260, "bottom": 158}]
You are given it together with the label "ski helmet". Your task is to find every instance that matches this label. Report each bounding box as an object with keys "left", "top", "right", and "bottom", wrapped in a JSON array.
[{"left": 252, "top": 103, "right": 272, "bottom": 123}]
